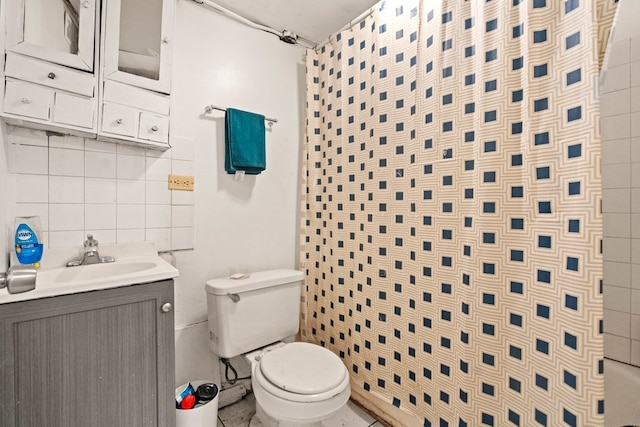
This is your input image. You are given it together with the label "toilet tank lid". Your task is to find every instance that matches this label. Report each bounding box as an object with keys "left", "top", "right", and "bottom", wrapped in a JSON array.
[{"left": 205, "top": 269, "right": 304, "bottom": 295}]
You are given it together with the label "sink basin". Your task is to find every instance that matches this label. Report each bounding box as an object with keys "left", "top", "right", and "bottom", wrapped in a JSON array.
[
  {"left": 40, "top": 260, "right": 158, "bottom": 284},
  {"left": 0, "top": 242, "right": 179, "bottom": 304}
]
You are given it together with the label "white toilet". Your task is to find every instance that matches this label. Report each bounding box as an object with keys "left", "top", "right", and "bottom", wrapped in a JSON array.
[{"left": 205, "top": 269, "right": 350, "bottom": 426}]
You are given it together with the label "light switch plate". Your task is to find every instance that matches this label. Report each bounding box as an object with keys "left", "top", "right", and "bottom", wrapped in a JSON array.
[{"left": 168, "top": 174, "right": 194, "bottom": 191}]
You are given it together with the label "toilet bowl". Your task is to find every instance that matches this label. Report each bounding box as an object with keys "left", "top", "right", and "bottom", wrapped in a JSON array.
[{"left": 246, "top": 342, "right": 351, "bottom": 427}]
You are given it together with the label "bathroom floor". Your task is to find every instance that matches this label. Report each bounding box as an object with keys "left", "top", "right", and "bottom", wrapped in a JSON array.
[{"left": 217, "top": 392, "right": 382, "bottom": 427}]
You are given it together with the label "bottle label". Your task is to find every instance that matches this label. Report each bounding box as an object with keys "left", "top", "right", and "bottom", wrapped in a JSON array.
[{"left": 15, "top": 223, "right": 43, "bottom": 265}]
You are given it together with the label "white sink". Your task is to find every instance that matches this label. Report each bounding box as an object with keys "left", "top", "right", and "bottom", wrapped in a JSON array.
[
  {"left": 0, "top": 242, "right": 179, "bottom": 304},
  {"left": 40, "top": 260, "right": 158, "bottom": 283}
]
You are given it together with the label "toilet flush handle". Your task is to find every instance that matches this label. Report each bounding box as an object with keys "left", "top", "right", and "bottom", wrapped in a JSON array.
[{"left": 227, "top": 293, "right": 240, "bottom": 303}]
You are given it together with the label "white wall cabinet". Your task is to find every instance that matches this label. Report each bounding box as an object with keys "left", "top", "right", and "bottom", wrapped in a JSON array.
[{"left": 0, "top": 0, "right": 174, "bottom": 149}]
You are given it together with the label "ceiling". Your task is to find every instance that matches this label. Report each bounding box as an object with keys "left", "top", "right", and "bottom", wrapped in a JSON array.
[{"left": 206, "top": 0, "right": 381, "bottom": 46}]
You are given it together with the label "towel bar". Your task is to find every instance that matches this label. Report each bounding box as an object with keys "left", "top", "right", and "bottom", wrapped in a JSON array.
[{"left": 203, "top": 105, "right": 278, "bottom": 125}]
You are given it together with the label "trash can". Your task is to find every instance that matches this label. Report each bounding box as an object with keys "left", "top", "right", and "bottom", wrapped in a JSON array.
[{"left": 175, "top": 380, "right": 219, "bottom": 427}]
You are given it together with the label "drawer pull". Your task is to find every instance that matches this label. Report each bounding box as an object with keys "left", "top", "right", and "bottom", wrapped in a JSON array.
[
  {"left": 21, "top": 97, "right": 32, "bottom": 104},
  {"left": 115, "top": 118, "right": 123, "bottom": 124},
  {"left": 47, "top": 72, "right": 56, "bottom": 79},
  {"left": 151, "top": 125, "right": 159, "bottom": 132}
]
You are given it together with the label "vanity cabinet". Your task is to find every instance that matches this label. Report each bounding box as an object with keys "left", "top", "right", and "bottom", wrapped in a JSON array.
[
  {"left": 0, "top": 0, "right": 174, "bottom": 149},
  {"left": 0, "top": 280, "right": 176, "bottom": 427}
]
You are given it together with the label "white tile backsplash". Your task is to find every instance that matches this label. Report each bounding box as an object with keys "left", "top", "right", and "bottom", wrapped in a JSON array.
[
  {"left": 146, "top": 157, "right": 172, "bottom": 181},
  {"left": 85, "top": 178, "right": 117, "bottom": 204},
  {"left": 603, "top": 163, "right": 631, "bottom": 189},
  {"left": 85, "top": 204, "right": 117, "bottom": 230},
  {"left": 604, "top": 261, "right": 632, "bottom": 288},
  {"left": 603, "top": 63, "right": 631, "bottom": 94},
  {"left": 49, "top": 148, "right": 84, "bottom": 177},
  {"left": 170, "top": 136, "right": 195, "bottom": 161},
  {"left": 604, "top": 237, "right": 632, "bottom": 263},
  {"left": 172, "top": 159, "right": 195, "bottom": 176},
  {"left": 146, "top": 181, "right": 172, "bottom": 205},
  {"left": 14, "top": 174, "right": 49, "bottom": 203},
  {"left": 117, "top": 179, "right": 146, "bottom": 204},
  {"left": 604, "top": 213, "right": 631, "bottom": 238},
  {"left": 8, "top": 127, "right": 48, "bottom": 147},
  {"left": 600, "top": 89, "right": 631, "bottom": 118},
  {"left": 172, "top": 189, "right": 195, "bottom": 205},
  {"left": 49, "top": 176, "right": 84, "bottom": 204},
  {"left": 49, "top": 134, "right": 84, "bottom": 150},
  {"left": 146, "top": 205, "right": 171, "bottom": 228},
  {"left": 146, "top": 227, "right": 171, "bottom": 251},
  {"left": 117, "top": 228, "right": 146, "bottom": 244},
  {"left": 9, "top": 143, "right": 48, "bottom": 175},
  {"left": 172, "top": 205, "right": 194, "bottom": 228},
  {"left": 117, "top": 204, "right": 146, "bottom": 229},
  {"left": 48, "top": 230, "right": 85, "bottom": 248},
  {"left": 7, "top": 131, "right": 194, "bottom": 252},
  {"left": 49, "top": 204, "right": 85, "bottom": 231},
  {"left": 602, "top": 138, "right": 631, "bottom": 165},
  {"left": 171, "top": 227, "right": 194, "bottom": 251},
  {"left": 117, "top": 154, "right": 146, "bottom": 180},
  {"left": 85, "top": 151, "right": 117, "bottom": 179},
  {"left": 85, "top": 139, "right": 117, "bottom": 153},
  {"left": 605, "top": 334, "right": 631, "bottom": 364}
]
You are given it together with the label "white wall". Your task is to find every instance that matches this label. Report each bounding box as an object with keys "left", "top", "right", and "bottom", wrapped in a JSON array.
[
  {"left": 170, "top": 0, "right": 305, "bottom": 387},
  {"left": 0, "top": 0, "right": 305, "bottom": 390},
  {"left": 601, "top": 0, "right": 640, "bottom": 365},
  {"left": 0, "top": 125, "right": 7, "bottom": 272}
]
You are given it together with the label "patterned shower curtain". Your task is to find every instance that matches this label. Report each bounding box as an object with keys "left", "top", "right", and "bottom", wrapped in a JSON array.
[{"left": 302, "top": 0, "right": 617, "bottom": 426}]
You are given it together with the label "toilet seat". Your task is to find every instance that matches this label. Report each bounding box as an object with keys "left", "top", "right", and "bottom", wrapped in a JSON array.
[{"left": 254, "top": 342, "right": 350, "bottom": 403}]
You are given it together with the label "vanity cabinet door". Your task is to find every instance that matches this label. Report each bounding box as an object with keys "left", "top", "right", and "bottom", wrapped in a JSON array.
[
  {"left": 101, "top": 0, "right": 174, "bottom": 94},
  {"left": 0, "top": 280, "right": 175, "bottom": 427},
  {"left": 5, "top": 0, "right": 99, "bottom": 71}
]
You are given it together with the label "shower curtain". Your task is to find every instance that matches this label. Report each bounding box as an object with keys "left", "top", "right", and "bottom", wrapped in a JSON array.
[{"left": 302, "top": 0, "right": 617, "bottom": 425}]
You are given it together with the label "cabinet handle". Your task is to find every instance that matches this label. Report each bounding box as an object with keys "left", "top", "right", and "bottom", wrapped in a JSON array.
[
  {"left": 151, "top": 125, "right": 159, "bottom": 132},
  {"left": 115, "top": 118, "right": 123, "bottom": 124},
  {"left": 161, "top": 302, "right": 173, "bottom": 313},
  {"left": 21, "top": 97, "right": 32, "bottom": 104},
  {"left": 47, "top": 72, "right": 56, "bottom": 79}
]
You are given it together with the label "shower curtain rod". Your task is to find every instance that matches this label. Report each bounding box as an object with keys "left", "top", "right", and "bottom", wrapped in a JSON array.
[
  {"left": 203, "top": 105, "right": 278, "bottom": 124},
  {"left": 315, "top": 5, "right": 377, "bottom": 51},
  {"left": 190, "top": 0, "right": 316, "bottom": 49}
]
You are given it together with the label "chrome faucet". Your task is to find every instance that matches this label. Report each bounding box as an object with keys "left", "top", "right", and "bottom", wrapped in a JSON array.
[{"left": 66, "top": 234, "right": 115, "bottom": 267}]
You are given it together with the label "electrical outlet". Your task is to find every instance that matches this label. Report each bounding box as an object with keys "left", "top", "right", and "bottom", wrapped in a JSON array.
[{"left": 168, "top": 174, "right": 194, "bottom": 191}]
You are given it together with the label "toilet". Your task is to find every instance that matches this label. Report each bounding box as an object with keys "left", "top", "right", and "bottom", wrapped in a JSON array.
[{"left": 205, "top": 269, "right": 350, "bottom": 426}]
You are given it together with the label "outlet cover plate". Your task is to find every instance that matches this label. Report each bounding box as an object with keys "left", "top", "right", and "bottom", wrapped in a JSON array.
[{"left": 168, "top": 174, "right": 194, "bottom": 191}]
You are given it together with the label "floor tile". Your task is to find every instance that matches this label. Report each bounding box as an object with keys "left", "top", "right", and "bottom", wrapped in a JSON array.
[
  {"left": 217, "top": 392, "right": 256, "bottom": 427},
  {"left": 322, "top": 400, "right": 377, "bottom": 427}
]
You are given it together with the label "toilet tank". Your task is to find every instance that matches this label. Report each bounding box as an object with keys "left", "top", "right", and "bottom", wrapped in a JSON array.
[{"left": 205, "top": 269, "right": 304, "bottom": 358}]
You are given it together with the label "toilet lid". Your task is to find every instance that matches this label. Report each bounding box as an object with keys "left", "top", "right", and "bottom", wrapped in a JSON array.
[{"left": 259, "top": 342, "right": 347, "bottom": 395}]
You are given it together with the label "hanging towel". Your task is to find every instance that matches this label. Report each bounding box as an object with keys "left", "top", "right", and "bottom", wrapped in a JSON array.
[{"left": 225, "top": 108, "right": 266, "bottom": 175}]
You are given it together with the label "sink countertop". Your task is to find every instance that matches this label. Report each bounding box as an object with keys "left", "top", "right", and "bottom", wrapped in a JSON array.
[{"left": 0, "top": 241, "right": 179, "bottom": 304}]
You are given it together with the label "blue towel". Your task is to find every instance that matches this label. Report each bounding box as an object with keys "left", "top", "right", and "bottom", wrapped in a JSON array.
[{"left": 225, "top": 108, "right": 266, "bottom": 175}]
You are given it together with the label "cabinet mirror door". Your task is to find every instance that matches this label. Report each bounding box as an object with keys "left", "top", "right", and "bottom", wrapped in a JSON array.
[
  {"left": 6, "top": 0, "right": 97, "bottom": 71},
  {"left": 102, "top": 0, "right": 174, "bottom": 94}
]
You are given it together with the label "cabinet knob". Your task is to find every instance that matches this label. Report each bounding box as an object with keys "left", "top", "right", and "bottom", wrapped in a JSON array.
[
  {"left": 115, "top": 118, "right": 123, "bottom": 124},
  {"left": 47, "top": 72, "right": 56, "bottom": 79},
  {"left": 21, "top": 97, "right": 32, "bottom": 104},
  {"left": 151, "top": 125, "right": 159, "bottom": 132},
  {"left": 161, "top": 302, "right": 173, "bottom": 313},
  {"left": 162, "top": 37, "right": 170, "bottom": 44},
  {"left": 82, "top": 0, "right": 90, "bottom": 7}
]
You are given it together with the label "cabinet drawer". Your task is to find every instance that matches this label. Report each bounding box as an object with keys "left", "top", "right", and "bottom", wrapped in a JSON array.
[
  {"left": 101, "top": 102, "right": 138, "bottom": 137},
  {"left": 53, "top": 93, "right": 95, "bottom": 129},
  {"left": 5, "top": 53, "right": 95, "bottom": 97},
  {"left": 4, "top": 80, "right": 51, "bottom": 120},
  {"left": 138, "top": 112, "right": 169, "bottom": 144}
]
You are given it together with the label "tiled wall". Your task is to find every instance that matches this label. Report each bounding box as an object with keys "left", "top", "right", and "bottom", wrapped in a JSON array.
[
  {"left": 602, "top": 35, "right": 640, "bottom": 365},
  {"left": 6, "top": 126, "right": 195, "bottom": 253}
]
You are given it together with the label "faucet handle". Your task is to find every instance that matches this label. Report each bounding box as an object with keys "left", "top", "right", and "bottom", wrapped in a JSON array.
[{"left": 84, "top": 234, "right": 98, "bottom": 247}]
